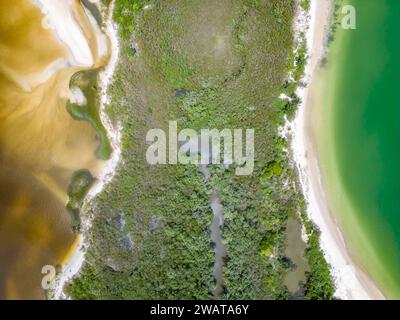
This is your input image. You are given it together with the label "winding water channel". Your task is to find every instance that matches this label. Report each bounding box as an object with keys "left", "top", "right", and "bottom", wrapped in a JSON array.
[{"left": 199, "top": 164, "right": 226, "bottom": 297}]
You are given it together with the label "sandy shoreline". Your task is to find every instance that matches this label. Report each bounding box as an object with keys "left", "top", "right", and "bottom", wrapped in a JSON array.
[
  {"left": 52, "top": 1, "right": 121, "bottom": 300},
  {"left": 39, "top": 0, "right": 384, "bottom": 300},
  {"left": 32, "top": 0, "right": 95, "bottom": 67},
  {"left": 291, "top": 0, "right": 384, "bottom": 299}
]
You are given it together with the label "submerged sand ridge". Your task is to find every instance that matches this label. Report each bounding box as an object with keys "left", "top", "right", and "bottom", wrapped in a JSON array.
[{"left": 0, "top": 0, "right": 110, "bottom": 299}]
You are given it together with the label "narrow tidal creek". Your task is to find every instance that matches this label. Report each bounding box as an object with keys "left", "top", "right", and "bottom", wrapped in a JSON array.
[
  {"left": 210, "top": 189, "right": 226, "bottom": 297},
  {"left": 200, "top": 164, "right": 226, "bottom": 297}
]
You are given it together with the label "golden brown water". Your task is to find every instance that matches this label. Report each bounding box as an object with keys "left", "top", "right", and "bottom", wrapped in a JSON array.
[{"left": 0, "top": 0, "right": 108, "bottom": 299}]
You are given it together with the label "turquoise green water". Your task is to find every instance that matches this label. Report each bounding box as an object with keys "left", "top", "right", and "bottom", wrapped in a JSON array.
[{"left": 320, "top": 0, "right": 400, "bottom": 298}]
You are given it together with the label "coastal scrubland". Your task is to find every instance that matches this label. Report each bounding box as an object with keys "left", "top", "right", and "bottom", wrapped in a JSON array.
[{"left": 66, "top": 0, "right": 334, "bottom": 300}]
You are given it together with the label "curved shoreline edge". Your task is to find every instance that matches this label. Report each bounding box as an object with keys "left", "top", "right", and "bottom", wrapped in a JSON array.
[
  {"left": 48, "top": 0, "right": 385, "bottom": 300},
  {"left": 290, "top": 0, "right": 384, "bottom": 300},
  {"left": 53, "top": 1, "right": 121, "bottom": 300}
]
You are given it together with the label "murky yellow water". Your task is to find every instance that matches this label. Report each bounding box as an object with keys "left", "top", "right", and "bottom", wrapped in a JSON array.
[{"left": 0, "top": 0, "right": 108, "bottom": 299}]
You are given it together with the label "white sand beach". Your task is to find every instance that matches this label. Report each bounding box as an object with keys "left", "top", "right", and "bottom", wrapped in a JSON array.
[{"left": 291, "top": 0, "right": 385, "bottom": 300}]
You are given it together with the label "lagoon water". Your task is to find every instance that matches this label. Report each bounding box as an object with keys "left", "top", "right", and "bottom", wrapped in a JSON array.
[
  {"left": 318, "top": 0, "right": 400, "bottom": 298},
  {"left": 0, "top": 0, "right": 106, "bottom": 299}
]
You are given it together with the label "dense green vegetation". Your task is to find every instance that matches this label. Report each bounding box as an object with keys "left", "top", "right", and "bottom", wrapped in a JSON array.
[
  {"left": 304, "top": 230, "right": 335, "bottom": 299},
  {"left": 299, "top": 199, "right": 335, "bottom": 299},
  {"left": 67, "top": 70, "right": 112, "bottom": 160},
  {"left": 66, "top": 170, "right": 95, "bottom": 233},
  {"left": 67, "top": 0, "right": 334, "bottom": 300}
]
